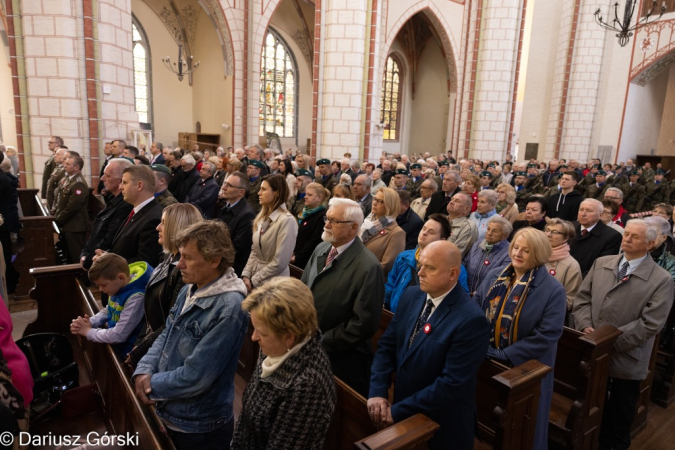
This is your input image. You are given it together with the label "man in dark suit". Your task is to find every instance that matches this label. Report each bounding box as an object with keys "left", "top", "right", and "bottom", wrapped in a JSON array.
[
  {"left": 148, "top": 141, "right": 166, "bottom": 165},
  {"left": 396, "top": 190, "right": 424, "bottom": 250},
  {"left": 352, "top": 174, "right": 373, "bottom": 218},
  {"left": 424, "top": 170, "right": 461, "bottom": 220},
  {"left": 96, "top": 165, "right": 163, "bottom": 267},
  {"left": 302, "top": 198, "right": 384, "bottom": 397},
  {"left": 80, "top": 158, "right": 133, "bottom": 270},
  {"left": 185, "top": 161, "right": 219, "bottom": 219},
  {"left": 171, "top": 154, "right": 200, "bottom": 203},
  {"left": 217, "top": 172, "right": 255, "bottom": 276},
  {"left": 570, "top": 198, "right": 622, "bottom": 278},
  {"left": 368, "top": 240, "right": 489, "bottom": 450}
]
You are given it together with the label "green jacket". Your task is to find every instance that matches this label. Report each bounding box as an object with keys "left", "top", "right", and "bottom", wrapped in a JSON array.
[
  {"left": 156, "top": 189, "right": 178, "bottom": 208},
  {"left": 405, "top": 176, "right": 424, "bottom": 200},
  {"left": 644, "top": 182, "right": 670, "bottom": 211},
  {"left": 53, "top": 173, "right": 89, "bottom": 232},
  {"left": 247, "top": 177, "right": 263, "bottom": 213},
  {"left": 47, "top": 166, "right": 65, "bottom": 211},
  {"left": 584, "top": 183, "right": 610, "bottom": 200},
  {"left": 622, "top": 182, "right": 646, "bottom": 213}
]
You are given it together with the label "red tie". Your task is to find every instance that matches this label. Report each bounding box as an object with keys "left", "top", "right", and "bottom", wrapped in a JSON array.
[
  {"left": 124, "top": 210, "right": 135, "bottom": 227},
  {"left": 581, "top": 229, "right": 588, "bottom": 237},
  {"left": 324, "top": 247, "right": 338, "bottom": 268}
]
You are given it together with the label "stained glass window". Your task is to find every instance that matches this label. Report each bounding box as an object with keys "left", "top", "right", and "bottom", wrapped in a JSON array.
[
  {"left": 132, "top": 21, "right": 152, "bottom": 125},
  {"left": 381, "top": 56, "right": 402, "bottom": 140},
  {"left": 259, "top": 30, "right": 297, "bottom": 138}
]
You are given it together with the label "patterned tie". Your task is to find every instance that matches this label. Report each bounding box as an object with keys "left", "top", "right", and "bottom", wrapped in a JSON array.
[
  {"left": 618, "top": 261, "right": 629, "bottom": 281},
  {"left": 408, "top": 299, "right": 434, "bottom": 349},
  {"left": 123, "top": 210, "right": 136, "bottom": 227},
  {"left": 324, "top": 247, "right": 338, "bottom": 268},
  {"left": 581, "top": 229, "right": 588, "bottom": 237}
]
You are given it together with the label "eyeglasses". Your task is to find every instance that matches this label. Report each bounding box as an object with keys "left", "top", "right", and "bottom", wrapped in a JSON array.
[
  {"left": 225, "top": 182, "right": 245, "bottom": 190},
  {"left": 600, "top": 210, "right": 613, "bottom": 216},
  {"left": 323, "top": 217, "right": 353, "bottom": 226},
  {"left": 604, "top": 196, "right": 621, "bottom": 201},
  {"left": 372, "top": 198, "right": 385, "bottom": 205},
  {"left": 544, "top": 228, "right": 566, "bottom": 236}
]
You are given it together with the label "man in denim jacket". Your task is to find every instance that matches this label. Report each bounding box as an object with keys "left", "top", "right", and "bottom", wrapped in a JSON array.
[{"left": 133, "top": 221, "right": 249, "bottom": 449}]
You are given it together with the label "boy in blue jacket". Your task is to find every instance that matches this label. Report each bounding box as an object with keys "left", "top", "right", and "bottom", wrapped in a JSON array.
[{"left": 71, "top": 252, "right": 152, "bottom": 357}]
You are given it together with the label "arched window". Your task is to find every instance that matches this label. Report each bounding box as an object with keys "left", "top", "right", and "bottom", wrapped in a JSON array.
[
  {"left": 259, "top": 29, "right": 297, "bottom": 138},
  {"left": 381, "top": 56, "right": 402, "bottom": 141},
  {"left": 132, "top": 19, "right": 152, "bottom": 126}
]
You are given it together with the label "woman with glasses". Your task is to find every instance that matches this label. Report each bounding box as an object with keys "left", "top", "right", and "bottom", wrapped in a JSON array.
[
  {"left": 292, "top": 183, "right": 330, "bottom": 269},
  {"left": 360, "top": 187, "right": 406, "bottom": 276},
  {"left": 495, "top": 183, "right": 519, "bottom": 223},
  {"left": 652, "top": 203, "right": 674, "bottom": 230},
  {"left": 600, "top": 199, "right": 626, "bottom": 234},
  {"left": 242, "top": 174, "right": 298, "bottom": 293},
  {"left": 543, "top": 218, "right": 582, "bottom": 324}
]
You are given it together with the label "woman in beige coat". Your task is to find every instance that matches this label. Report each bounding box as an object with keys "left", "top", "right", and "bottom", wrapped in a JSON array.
[
  {"left": 242, "top": 174, "right": 298, "bottom": 293},
  {"left": 359, "top": 187, "right": 405, "bottom": 277},
  {"left": 544, "top": 218, "right": 582, "bottom": 325},
  {"left": 495, "top": 183, "right": 520, "bottom": 223}
]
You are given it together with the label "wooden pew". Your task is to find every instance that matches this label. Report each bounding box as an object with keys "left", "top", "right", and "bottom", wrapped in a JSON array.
[
  {"left": 17, "top": 188, "right": 41, "bottom": 216},
  {"left": 548, "top": 326, "right": 622, "bottom": 450},
  {"left": 26, "top": 264, "right": 176, "bottom": 449}
]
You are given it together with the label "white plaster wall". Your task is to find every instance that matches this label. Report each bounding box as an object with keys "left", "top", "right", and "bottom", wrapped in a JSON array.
[
  {"left": 656, "top": 64, "right": 675, "bottom": 154},
  {"left": 0, "top": 36, "right": 16, "bottom": 147},
  {"left": 618, "top": 68, "right": 669, "bottom": 162}
]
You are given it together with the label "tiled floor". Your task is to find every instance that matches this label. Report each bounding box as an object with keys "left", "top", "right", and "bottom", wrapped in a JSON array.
[{"left": 10, "top": 308, "right": 37, "bottom": 341}]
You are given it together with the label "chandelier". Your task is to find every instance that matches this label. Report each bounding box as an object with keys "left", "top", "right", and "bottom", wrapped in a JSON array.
[
  {"left": 594, "top": 1, "right": 666, "bottom": 47},
  {"left": 161, "top": 46, "right": 200, "bottom": 82}
]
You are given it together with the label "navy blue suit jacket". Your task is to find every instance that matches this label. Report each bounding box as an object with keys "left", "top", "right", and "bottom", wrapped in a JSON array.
[{"left": 369, "top": 285, "right": 489, "bottom": 450}]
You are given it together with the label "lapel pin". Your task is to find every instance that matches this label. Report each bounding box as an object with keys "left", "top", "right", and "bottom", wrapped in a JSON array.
[
  {"left": 549, "top": 269, "right": 556, "bottom": 276},
  {"left": 484, "top": 259, "right": 490, "bottom": 266},
  {"left": 423, "top": 323, "right": 431, "bottom": 334},
  {"left": 379, "top": 230, "right": 386, "bottom": 235}
]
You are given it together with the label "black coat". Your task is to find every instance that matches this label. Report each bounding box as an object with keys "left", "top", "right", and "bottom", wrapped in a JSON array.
[
  {"left": 171, "top": 167, "right": 200, "bottom": 203},
  {"left": 0, "top": 171, "right": 20, "bottom": 232},
  {"left": 80, "top": 193, "right": 133, "bottom": 269},
  {"left": 424, "top": 187, "right": 461, "bottom": 220},
  {"left": 186, "top": 176, "right": 219, "bottom": 219},
  {"left": 293, "top": 208, "right": 327, "bottom": 270},
  {"left": 168, "top": 166, "right": 184, "bottom": 195},
  {"left": 218, "top": 198, "right": 256, "bottom": 276},
  {"left": 570, "top": 220, "right": 622, "bottom": 278},
  {"left": 108, "top": 199, "right": 163, "bottom": 267},
  {"left": 396, "top": 208, "right": 424, "bottom": 250},
  {"left": 510, "top": 218, "right": 547, "bottom": 240}
]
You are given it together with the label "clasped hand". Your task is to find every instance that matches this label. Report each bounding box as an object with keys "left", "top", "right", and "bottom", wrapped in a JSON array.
[
  {"left": 367, "top": 397, "right": 393, "bottom": 428},
  {"left": 70, "top": 314, "right": 92, "bottom": 337}
]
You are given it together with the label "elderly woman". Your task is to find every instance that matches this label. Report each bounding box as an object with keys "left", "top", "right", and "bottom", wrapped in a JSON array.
[
  {"left": 462, "top": 174, "right": 480, "bottom": 213},
  {"left": 371, "top": 169, "right": 387, "bottom": 194},
  {"left": 495, "top": 183, "right": 519, "bottom": 223},
  {"left": 470, "top": 190, "right": 498, "bottom": 242},
  {"left": 644, "top": 216, "right": 675, "bottom": 282},
  {"left": 361, "top": 187, "right": 406, "bottom": 276},
  {"left": 292, "top": 183, "right": 330, "bottom": 269},
  {"left": 463, "top": 215, "right": 512, "bottom": 297},
  {"left": 600, "top": 199, "right": 626, "bottom": 234},
  {"left": 652, "top": 203, "right": 674, "bottom": 229},
  {"left": 544, "top": 218, "right": 583, "bottom": 323},
  {"left": 211, "top": 156, "right": 226, "bottom": 186},
  {"left": 242, "top": 174, "right": 298, "bottom": 293},
  {"left": 127, "top": 203, "right": 203, "bottom": 366},
  {"left": 232, "top": 277, "right": 336, "bottom": 449},
  {"left": 474, "top": 228, "right": 567, "bottom": 450}
]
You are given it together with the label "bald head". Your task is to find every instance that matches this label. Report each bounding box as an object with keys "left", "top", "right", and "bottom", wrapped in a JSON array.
[{"left": 418, "top": 241, "right": 462, "bottom": 297}]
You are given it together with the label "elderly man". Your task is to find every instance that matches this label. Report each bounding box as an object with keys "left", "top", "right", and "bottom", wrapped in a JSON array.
[
  {"left": 371, "top": 168, "right": 387, "bottom": 194},
  {"left": 573, "top": 220, "right": 673, "bottom": 450},
  {"left": 511, "top": 197, "right": 548, "bottom": 236},
  {"left": 446, "top": 192, "right": 478, "bottom": 258},
  {"left": 396, "top": 190, "right": 424, "bottom": 250},
  {"left": 411, "top": 178, "right": 437, "bottom": 219},
  {"left": 41, "top": 136, "right": 63, "bottom": 199},
  {"left": 171, "top": 154, "right": 200, "bottom": 203},
  {"left": 246, "top": 159, "right": 266, "bottom": 213},
  {"left": 133, "top": 221, "right": 248, "bottom": 449},
  {"left": 148, "top": 142, "right": 165, "bottom": 165},
  {"left": 570, "top": 198, "right": 622, "bottom": 277},
  {"left": 369, "top": 240, "right": 489, "bottom": 450},
  {"left": 96, "top": 141, "right": 114, "bottom": 198},
  {"left": 301, "top": 198, "right": 384, "bottom": 397},
  {"left": 425, "top": 170, "right": 462, "bottom": 219},
  {"left": 46, "top": 147, "right": 68, "bottom": 210},
  {"left": 463, "top": 216, "right": 512, "bottom": 296},
  {"left": 151, "top": 164, "right": 178, "bottom": 208},
  {"left": 547, "top": 170, "right": 583, "bottom": 221},
  {"left": 603, "top": 187, "right": 631, "bottom": 228},
  {"left": 53, "top": 156, "right": 90, "bottom": 264},
  {"left": 353, "top": 174, "right": 373, "bottom": 218},
  {"left": 470, "top": 190, "right": 498, "bottom": 242},
  {"left": 542, "top": 159, "right": 561, "bottom": 187},
  {"left": 186, "top": 161, "right": 219, "bottom": 219},
  {"left": 381, "top": 159, "right": 394, "bottom": 187},
  {"left": 218, "top": 172, "right": 256, "bottom": 276},
  {"left": 80, "top": 158, "right": 134, "bottom": 270},
  {"left": 98, "top": 165, "right": 163, "bottom": 267}
]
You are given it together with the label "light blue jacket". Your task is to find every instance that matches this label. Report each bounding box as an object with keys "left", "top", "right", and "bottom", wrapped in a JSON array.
[{"left": 133, "top": 268, "right": 248, "bottom": 433}]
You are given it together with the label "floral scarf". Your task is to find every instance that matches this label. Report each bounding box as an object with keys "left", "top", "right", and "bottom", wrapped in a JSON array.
[
  {"left": 298, "top": 205, "right": 325, "bottom": 224},
  {"left": 360, "top": 214, "right": 395, "bottom": 244},
  {"left": 483, "top": 264, "right": 536, "bottom": 349}
]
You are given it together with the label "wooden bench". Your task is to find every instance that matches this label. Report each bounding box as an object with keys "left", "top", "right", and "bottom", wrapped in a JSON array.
[
  {"left": 548, "top": 326, "right": 622, "bottom": 450},
  {"left": 26, "top": 264, "right": 176, "bottom": 449}
]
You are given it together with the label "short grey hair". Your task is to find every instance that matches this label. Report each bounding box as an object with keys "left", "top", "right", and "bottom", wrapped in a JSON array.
[
  {"left": 181, "top": 154, "right": 196, "bottom": 166},
  {"left": 605, "top": 187, "right": 624, "bottom": 199},
  {"left": 202, "top": 161, "right": 216, "bottom": 175},
  {"left": 627, "top": 218, "right": 658, "bottom": 242},
  {"left": 643, "top": 216, "right": 672, "bottom": 239},
  {"left": 355, "top": 174, "right": 372, "bottom": 189},
  {"left": 328, "top": 198, "right": 364, "bottom": 227},
  {"left": 107, "top": 157, "right": 133, "bottom": 176},
  {"left": 445, "top": 170, "right": 462, "bottom": 183},
  {"left": 581, "top": 198, "right": 603, "bottom": 215},
  {"left": 423, "top": 178, "right": 438, "bottom": 191},
  {"left": 487, "top": 215, "right": 513, "bottom": 237},
  {"left": 477, "top": 189, "right": 499, "bottom": 207}
]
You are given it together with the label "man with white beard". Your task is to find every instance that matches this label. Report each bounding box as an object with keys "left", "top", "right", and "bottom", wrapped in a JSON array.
[{"left": 301, "top": 198, "right": 384, "bottom": 397}]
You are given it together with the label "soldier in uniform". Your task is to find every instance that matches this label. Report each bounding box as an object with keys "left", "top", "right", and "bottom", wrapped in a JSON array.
[
  {"left": 46, "top": 147, "right": 67, "bottom": 210},
  {"left": 41, "top": 136, "right": 63, "bottom": 200},
  {"left": 405, "top": 163, "right": 424, "bottom": 200},
  {"left": 433, "top": 160, "right": 450, "bottom": 186},
  {"left": 393, "top": 168, "right": 410, "bottom": 191},
  {"left": 644, "top": 169, "right": 670, "bottom": 212},
  {"left": 584, "top": 170, "right": 610, "bottom": 199},
  {"left": 577, "top": 164, "right": 599, "bottom": 194},
  {"left": 479, "top": 171, "right": 493, "bottom": 190},
  {"left": 291, "top": 169, "right": 315, "bottom": 216},
  {"left": 53, "top": 156, "right": 89, "bottom": 264},
  {"left": 316, "top": 158, "right": 338, "bottom": 192},
  {"left": 488, "top": 164, "right": 503, "bottom": 188},
  {"left": 151, "top": 164, "right": 178, "bottom": 208},
  {"left": 246, "top": 159, "right": 266, "bottom": 213},
  {"left": 524, "top": 163, "right": 544, "bottom": 195},
  {"left": 622, "top": 170, "right": 646, "bottom": 213},
  {"left": 639, "top": 163, "right": 655, "bottom": 185},
  {"left": 514, "top": 171, "right": 531, "bottom": 212}
]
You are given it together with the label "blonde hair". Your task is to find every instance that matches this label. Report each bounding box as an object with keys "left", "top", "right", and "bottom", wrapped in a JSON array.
[
  {"left": 509, "top": 228, "right": 552, "bottom": 267},
  {"left": 242, "top": 277, "right": 318, "bottom": 342},
  {"left": 227, "top": 159, "right": 242, "bottom": 172},
  {"left": 375, "top": 187, "right": 401, "bottom": 217},
  {"left": 332, "top": 184, "right": 354, "bottom": 200},
  {"left": 88, "top": 252, "right": 129, "bottom": 282},
  {"left": 162, "top": 203, "right": 204, "bottom": 254},
  {"left": 496, "top": 183, "right": 516, "bottom": 204},
  {"left": 305, "top": 182, "right": 330, "bottom": 206}
]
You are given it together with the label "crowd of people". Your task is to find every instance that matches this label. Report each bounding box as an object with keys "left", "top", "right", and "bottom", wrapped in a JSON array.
[{"left": 1, "top": 137, "right": 674, "bottom": 450}]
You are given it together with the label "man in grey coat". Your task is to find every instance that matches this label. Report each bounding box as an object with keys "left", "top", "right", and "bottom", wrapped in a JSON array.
[
  {"left": 572, "top": 219, "right": 674, "bottom": 450},
  {"left": 302, "top": 198, "right": 384, "bottom": 397}
]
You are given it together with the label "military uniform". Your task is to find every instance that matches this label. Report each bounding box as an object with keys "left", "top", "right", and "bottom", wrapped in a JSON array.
[
  {"left": 41, "top": 154, "right": 57, "bottom": 199},
  {"left": 490, "top": 173, "right": 503, "bottom": 189},
  {"left": 53, "top": 173, "right": 89, "bottom": 263},
  {"left": 156, "top": 189, "right": 178, "bottom": 208},
  {"left": 317, "top": 174, "right": 338, "bottom": 193},
  {"left": 247, "top": 176, "right": 263, "bottom": 213},
  {"left": 524, "top": 174, "right": 544, "bottom": 195},
  {"left": 405, "top": 176, "right": 424, "bottom": 200},
  {"left": 644, "top": 181, "right": 670, "bottom": 211},
  {"left": 584, "top": 183, "right": 610, "bottom": 200},
  {"left": 47, "top": 166, "right": 65, "bottom": 211},
  {"left": 669, "top": 180, "right": 675, "bottom": 205},
  {"left": 622, "top": 182, "right": 646, "bottom": 213},
  {"left": 639, "top": 168, "right": 655, "bottom": 185},
  {"left": 515, "top": 186, "right": 531, "bottom": 212},
  {"left": 291, "top": 193, "right": 306, "bottom": 217},
  {"left": 577, "top": 172, "right": 595, "bottom": 194}
]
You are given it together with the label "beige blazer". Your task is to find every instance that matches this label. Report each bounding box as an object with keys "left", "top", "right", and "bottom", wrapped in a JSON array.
[
  {"left": 545, "top": 254, "right": 582, "bottom": 311},
  {"left": 499, "top": 203, "right": 520, "bottom": 224},
  {"left": 447, "top": 216, "right": 478, "bottom": 258},
  {"left": 363, "top": 222, "right": 406, "bottom": 277},
  {"left": 242, "top": 206, "right": 298, "bottom": 287}
]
